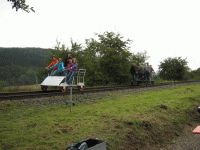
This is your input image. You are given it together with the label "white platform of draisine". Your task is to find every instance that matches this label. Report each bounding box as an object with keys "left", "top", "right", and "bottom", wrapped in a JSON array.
[{"left": 41, "top": 76, "right": 65, "bottom": 86}]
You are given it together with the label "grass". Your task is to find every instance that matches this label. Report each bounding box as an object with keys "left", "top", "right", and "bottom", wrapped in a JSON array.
[
  {"left": 0, "top": 84, "right": 58, "bottom": 93},
  {"left": 0, "top": 84, "right": 41, "bottom": 93},
  {"left": 0, "top": 84, "right": 200, "bottom": 150}
]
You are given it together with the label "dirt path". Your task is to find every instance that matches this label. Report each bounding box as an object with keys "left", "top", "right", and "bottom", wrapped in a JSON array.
[{"left": 165, "top": 124, "right": 200, "bottom": 150}]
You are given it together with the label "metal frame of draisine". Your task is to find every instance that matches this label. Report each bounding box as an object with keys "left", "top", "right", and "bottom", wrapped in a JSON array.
[{"left": 40, "top": 69, "right": 86, "bottom": 92}]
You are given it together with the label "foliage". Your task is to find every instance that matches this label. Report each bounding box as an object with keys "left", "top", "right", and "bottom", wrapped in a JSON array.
[
  {"left": 7, "top": 0, "right": 35, "bottom": 12},
  {"left": 0, "top": 32, "right": 150, "bottom": 88},
  {"left": 83, "top": 32, "right": 132, "bottom": 84},
  {"left": 0, "top": 81, "right": 7, "bottom": 90},
  {"left": 129, "top": 51, "right": 149, "bottom": 65},
  {"left": 0, "top": 48, "right": 50, "bottom": 86},
  {"left": 52, "top": 32, "right": 149, "bottom": 85},
  {"left": 97, "top": 32, "right": 132, "bottom": 84},
  {"left": 0, "top": 48, "right": 49, "bottom": 67},
  {"left": 159, "top": 57, "right": 189, "bottom": 81},
  {"left": 186, "top": 68, "right": 200, "bottom": 80}
]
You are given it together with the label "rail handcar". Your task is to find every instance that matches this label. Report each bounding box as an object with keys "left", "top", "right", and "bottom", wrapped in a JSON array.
[{"left": 40, "top": 69, "right": 86, "bottom": 92}]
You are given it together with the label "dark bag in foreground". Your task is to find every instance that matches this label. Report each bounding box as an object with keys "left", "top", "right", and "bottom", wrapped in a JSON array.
[{"left": 66, "top": 138, "right": 106, "bottom": 150}]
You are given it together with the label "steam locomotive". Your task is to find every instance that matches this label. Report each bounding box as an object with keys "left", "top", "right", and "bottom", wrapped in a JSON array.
[{"left": 130, "top": 63, "right": 155, "bottom": 86}]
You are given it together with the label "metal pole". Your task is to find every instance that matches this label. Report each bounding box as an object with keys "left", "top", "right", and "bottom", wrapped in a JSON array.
[{"left": 70, "top": 86, "right": 72, "bottom": 112}]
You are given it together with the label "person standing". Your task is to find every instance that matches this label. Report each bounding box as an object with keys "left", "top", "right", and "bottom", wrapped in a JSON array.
[
  {"left": 144, "top": 63, "right": 150, "bottom": 81},
  {"left": 130, "top": 64, "right": 137, "bottom": 82},
  {"left": 149, "top": 65, "right": 154, "bottom": 81}
]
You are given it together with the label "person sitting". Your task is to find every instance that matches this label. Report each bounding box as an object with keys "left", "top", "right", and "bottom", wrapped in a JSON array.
[
  {"left": 64, "top": 54, "right": 72, "bottom": 68},
  {"left": 66, "top": 57, "right": 73, "bottom": 73},
  {"left": 64, "top": 57, "right": 73, "bottom": 80},
  {"left": 49, "top": 58, "right": 65, "bottom": 76},
  {"left": 45, "top": 55, "right": 59, "bottom": 75},
  {"left": 66, "top": 58, "right": 78, "bottom": 84}
]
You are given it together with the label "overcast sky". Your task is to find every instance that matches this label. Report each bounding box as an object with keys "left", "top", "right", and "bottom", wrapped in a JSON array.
[{"left": 0, "top": 0, "right": 199, "bottom": 71}]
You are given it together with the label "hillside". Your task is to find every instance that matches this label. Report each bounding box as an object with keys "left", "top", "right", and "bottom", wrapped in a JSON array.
[
  {"left": 0, "top": 47, "right": 50, "bottom": 87},
  {"left": 0, "top": 47, "right": 50, "bottom": 67}
]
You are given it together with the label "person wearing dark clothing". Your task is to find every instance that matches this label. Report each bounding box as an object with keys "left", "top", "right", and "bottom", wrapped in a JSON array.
[
  {"left": 130, "top": 64, "right": 137, "bottom": 81},
  {"left": 67, "top": 58, "right": 78, "bottom": 84}
]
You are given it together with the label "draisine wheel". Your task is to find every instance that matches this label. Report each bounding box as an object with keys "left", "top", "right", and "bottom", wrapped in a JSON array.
[
  {"left": 59, "top": 86, "right": 66, "bottom": 93},
  {"left": 41, "top": 86, "right": 48, "bottom": 92},
  {"left": 78, "top": 86, "right": 85, "bottom": 92}
]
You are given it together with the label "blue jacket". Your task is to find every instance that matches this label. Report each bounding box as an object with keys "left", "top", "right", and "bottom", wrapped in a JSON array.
[{"left": 50, "top": 61, "right": 65, "bottom": 72}]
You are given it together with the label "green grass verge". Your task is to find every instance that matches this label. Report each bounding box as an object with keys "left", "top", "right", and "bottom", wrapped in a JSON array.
[
  {"left": 0, "top": 84, "right": 41, "bottom": 93},
  {"left": 0, "top": 84, "right": 200, "bottom": 150}
]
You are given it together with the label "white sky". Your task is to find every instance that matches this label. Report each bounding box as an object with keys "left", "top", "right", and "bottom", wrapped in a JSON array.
[{"left": 0, "top": 0, "right": 200, "bottom": 71}]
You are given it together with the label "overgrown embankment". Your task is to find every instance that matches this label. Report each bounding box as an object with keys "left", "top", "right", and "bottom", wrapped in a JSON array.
[{"left": 0, "top": 84, "right": 200, "bottom": 150}]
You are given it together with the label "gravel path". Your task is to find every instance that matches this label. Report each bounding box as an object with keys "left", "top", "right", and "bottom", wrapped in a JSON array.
[{"left": 165, "top": 123, "right": 200, "bottom": 150}]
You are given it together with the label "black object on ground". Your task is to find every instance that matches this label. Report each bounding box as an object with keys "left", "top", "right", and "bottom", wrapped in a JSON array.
[
  {"left": 66, "top": 138, "right": 106, "bottom": 150},
  {"left": 197, "top": 106, "right": 200, "bottom": 113}
]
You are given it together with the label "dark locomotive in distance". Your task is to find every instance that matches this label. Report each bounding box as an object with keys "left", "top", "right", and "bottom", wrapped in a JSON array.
[{"left": 130, "top": 63, "right": 155, "bottom": 86}]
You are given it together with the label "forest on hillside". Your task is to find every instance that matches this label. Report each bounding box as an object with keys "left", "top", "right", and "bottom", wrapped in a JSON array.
[{"left": 0, "top": 47, "right": 50, "bottom": 87}]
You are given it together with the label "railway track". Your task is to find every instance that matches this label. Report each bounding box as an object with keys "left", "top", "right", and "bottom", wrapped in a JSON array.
[
  {"left": 0, "top": 86, "right": 132, "bottom": 101},
  {"left": 0, "top": 81, "right": 199, "bottom": 101}
]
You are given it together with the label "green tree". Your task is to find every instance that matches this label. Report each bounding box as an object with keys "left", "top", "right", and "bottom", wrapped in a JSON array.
[
  {"left": 0, "top": 80, "right": 7, "bottom": 90},
  {"left": 0, "top": 47, "right": 49, "bottom": 86},
  {"left": 7, "top": 0, "right": 34, "bottom": 12},
  {"left": 49, "top": 32, "right": 151, "bottom": 86},
  {"left": 51, "top": 39, "right": 83, "bottom": 67},
  {"left": 186, "top": 68, "right": 200, "bottom": 80},
  {"left": 129, "top": 51, "right": 149, "bottom": 65},
  {"left": 82, "top": 38, "right": 102, "bottom": 85},
  {"left": 94, "top": 32, "right": 132, "bottom": 84},
  {"left": 159, "top": 57, "right": 189, "bottom": 81},
  {"left": 51, "top": 32, "right": 134, "bottom": 85}
]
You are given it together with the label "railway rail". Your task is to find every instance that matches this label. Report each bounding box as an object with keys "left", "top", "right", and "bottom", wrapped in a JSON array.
[{"left": 0, "top": 81, "right": 199, "bottom": 101}]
